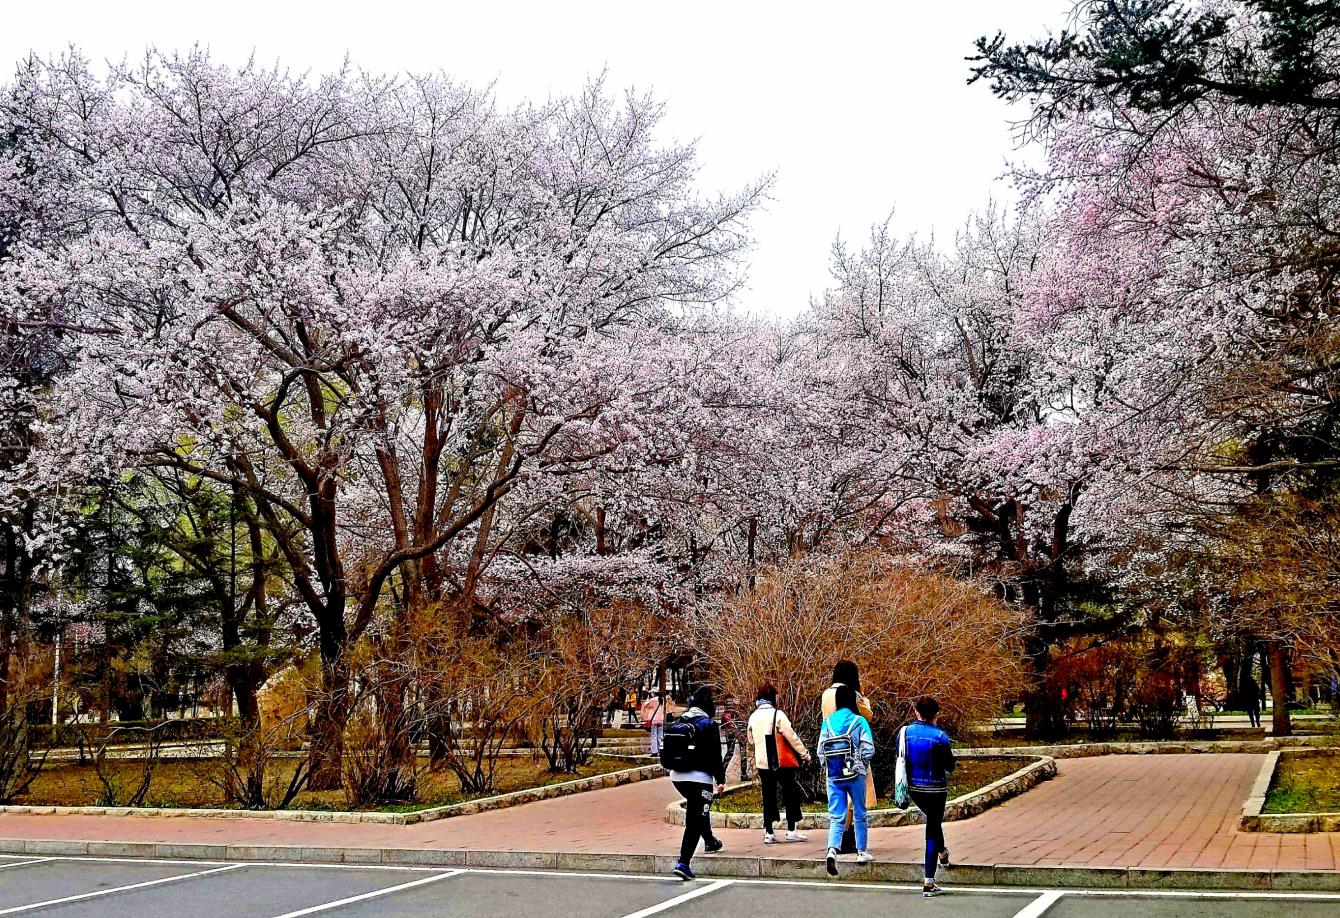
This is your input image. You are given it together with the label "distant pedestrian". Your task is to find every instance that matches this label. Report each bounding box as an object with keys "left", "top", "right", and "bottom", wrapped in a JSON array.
[
  {"left": 820, "top": 660, "right": 876, "bottom": 853},
  {"left": 900, "top": 695, "right": 956, "bottom": 898},
  {"left": 662, "top": 688, "right": 727, "bottom": 880},
  {"left": 720, "top": 702, "right": 739, "bottom": 780},
  {"left": 1243, "top": 678, "right": 1262, "bottom": 729},
  {"left": 746, "top": 681, "right": 810, "bottom": 844},
  {"left": 640, "top": 690, "right": 669, "bottom": 755},
  {"left": 819, "top": 683, "right": 875, "bottom": 876}
]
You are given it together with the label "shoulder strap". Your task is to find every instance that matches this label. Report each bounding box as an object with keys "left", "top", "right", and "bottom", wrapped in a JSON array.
[{"left": 771, "top": 708, "right": 779, "bottom": 734}]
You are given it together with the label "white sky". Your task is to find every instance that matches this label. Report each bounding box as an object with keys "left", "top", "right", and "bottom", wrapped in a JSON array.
[{"left": 2, "top": 0, "right": 1069, "bottom": 317}]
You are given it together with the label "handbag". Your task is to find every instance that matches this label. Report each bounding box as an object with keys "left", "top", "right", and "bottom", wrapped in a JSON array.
[
  {"left": 894, "top": 725, "right": 910, "bottom": 808},
  {"left": 764, "top": 708, "right": 801, "bottom": 770}
]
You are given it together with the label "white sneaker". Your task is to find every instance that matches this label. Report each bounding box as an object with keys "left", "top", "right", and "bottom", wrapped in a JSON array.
[
  {"left": 763, "top": 832, "right": 777, "bottom": 845},
  {"left": 785, "top": 830, "right": 808, "bottom": 842},
  {"left": 855, "top": 850, "right": 874, "bottom": 864}
]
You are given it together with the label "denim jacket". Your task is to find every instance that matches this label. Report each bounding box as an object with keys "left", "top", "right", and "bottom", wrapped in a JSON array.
[
  {"left": 903, "top": 720, "right": 956, "bottom": 791},
  {"left": 818, "top": 708, "right": 875, "bottom": 778}
]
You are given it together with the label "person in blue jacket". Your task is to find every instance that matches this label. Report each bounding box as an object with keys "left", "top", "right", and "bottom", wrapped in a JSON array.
[{"left": 904, "top": 695, "right": 956, "bottom": 897}]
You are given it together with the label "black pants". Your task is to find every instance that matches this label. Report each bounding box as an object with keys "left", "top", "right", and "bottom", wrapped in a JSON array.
[
  {"left": 674, "top": 780, "right": 718, "bottom": 865},
  {"left": 760, "top": 767, "right": 803, "bottom": 833},
  {"left": 909, "top": 789, "right": 947, "bottom": 879},
  {"left": 1247, "top": 707, "right": 1261, "bottom": 728}
]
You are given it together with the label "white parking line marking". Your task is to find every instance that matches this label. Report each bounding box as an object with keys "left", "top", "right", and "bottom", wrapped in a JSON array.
[
  {"left": 457, "top": 867, "right": 1340, "bottom": 901},
  {"left": 42, "top": 855, "right": 440, "bottom": 871},
  {"left": 616, "top": 880, "right": 733, "bottom": 918},
  {"left": 1012, "top": 891, "right": 1064, "bottom": 917},
  {"left": 0, "top": 862, "right": 245, "bottom": 914},
  {"left": 16, "top": 855, "right": 1340, "bottom": 903},
  {"left": 266, "top": 869, "right": 463, "bottom": 917},
  {"left": 0, "top": 858, "right": 53, "bottom": 872}
]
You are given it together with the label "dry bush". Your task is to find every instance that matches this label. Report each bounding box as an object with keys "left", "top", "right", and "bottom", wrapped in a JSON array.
[
  {"left": 0, "top": 698, "right": 47, "bottom": 804},
  {"left": 418, "top": 630, "right": 543, "bottom": 796},
  {"left": 699, "top": 552, "right": 1025, "bottom": 761},
  {"left": 196, "top": 709, "right": 312, "bottom": 810},
  {"left": 1051, "top": 635, "right": 1204, "bottom": 739},
  {"left": 530, "top": 603, "right": 670, "bottom": 772},
  {"left": 76, "top": 721, "right": 168, "bottom": 807}
]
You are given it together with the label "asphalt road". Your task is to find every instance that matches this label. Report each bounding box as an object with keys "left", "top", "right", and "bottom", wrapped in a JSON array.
[{"left": 1, "top": 853, "right": 1338, "bottom": 917}]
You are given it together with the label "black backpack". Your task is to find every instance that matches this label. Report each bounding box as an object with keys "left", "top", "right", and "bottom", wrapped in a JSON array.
[{"left": 660, "top": 714, "right": 706, "bottom": 772}]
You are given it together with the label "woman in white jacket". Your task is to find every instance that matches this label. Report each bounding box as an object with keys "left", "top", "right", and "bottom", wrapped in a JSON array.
[{"left": 746, "top": 682, "right": 811, "bottom": 844}]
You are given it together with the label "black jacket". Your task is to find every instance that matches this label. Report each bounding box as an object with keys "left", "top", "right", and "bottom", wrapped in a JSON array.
[{"left": 676, "top": 707, "right": 726, "bottom": 784}]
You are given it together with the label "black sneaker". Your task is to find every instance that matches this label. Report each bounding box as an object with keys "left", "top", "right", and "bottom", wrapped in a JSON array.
[
  {"left": 673, "top": 862, "right": 695, "bottom": 881},
  {"left": 923, "top": 881, "right": 944, "bottom": 898},
  {"left": 703, "top": 837, "right": 724, "bottom": 854},
  {"left": 939, "top": 850, "right": 951, "bottom": 868},
  {"left": 825, "top": 847, "right": 839, "bottom": 877}
]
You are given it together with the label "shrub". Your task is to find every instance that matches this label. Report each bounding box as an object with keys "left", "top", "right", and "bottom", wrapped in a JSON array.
[
  {"left": 530, "top": 603, "right": 670, "bottom": 773},
  {"left": 698, "top": 552, "right": 1025, "bottom": 787},
  {"left": 0, "top": 701, "right": 47, "bottom": 804}
]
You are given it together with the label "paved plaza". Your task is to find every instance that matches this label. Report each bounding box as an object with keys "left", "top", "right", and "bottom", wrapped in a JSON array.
[{"left": 3, "top": 754, "right": 1338, "bottom": 874}]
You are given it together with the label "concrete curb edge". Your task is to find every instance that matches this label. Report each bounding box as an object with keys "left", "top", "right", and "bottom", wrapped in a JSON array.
[{"left": 1, "top": 837, "right": 1336, "bottom": 890}]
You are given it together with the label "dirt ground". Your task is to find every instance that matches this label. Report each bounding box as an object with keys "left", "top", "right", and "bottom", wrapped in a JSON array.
[
  {"left": 19, "top": 752, "right": 631, "bottom": 812},
  {"left": 1264, "top": 751, "right": 1340, "bottom": 814}
]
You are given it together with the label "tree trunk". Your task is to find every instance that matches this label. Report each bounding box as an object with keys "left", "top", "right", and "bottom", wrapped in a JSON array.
[
  {"left": 307, "top": 649, "right": 350, "bottom": 791},
  {"left": 1267, "top": 641, "right": 1293, "bottom": 736}
]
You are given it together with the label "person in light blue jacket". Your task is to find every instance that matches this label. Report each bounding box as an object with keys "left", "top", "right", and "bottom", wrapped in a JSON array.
[{"left": 817, "top": 683, "right": 875, "bottom": 876}]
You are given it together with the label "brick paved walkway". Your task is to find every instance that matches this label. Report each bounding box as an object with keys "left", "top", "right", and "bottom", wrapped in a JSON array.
[{"left": 1, "top": 754, "right": 1337, "bottom": 871}]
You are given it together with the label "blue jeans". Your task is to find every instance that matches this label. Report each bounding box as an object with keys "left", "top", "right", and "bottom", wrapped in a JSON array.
[
  {"left": 649, "top": 724, "right": 664, "bottom": 755},
  {"left": 826, "top": 774, "right": 868, "bottom": 851}
]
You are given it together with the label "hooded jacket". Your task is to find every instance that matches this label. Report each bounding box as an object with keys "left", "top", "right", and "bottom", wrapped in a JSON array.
[{"left": 666, "top": 706, "right": 726, "bottom": 786}]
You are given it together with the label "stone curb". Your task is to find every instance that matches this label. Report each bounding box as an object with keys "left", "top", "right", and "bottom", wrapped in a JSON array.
[
  {"left": 972, "top": 735, "right": 1337, "bottom": 759},
  {"left": 0, "top": 763, "right": 665, "bottom": 827},
  {"left": 1240, "top": 747, "right": 1340, "bottom": 833},
  {"left": 1, "top": 837, "right": 1335, "bottom": 890},
  {"left": 665, "top": 754, "right": 1057, "bottom": 830}
]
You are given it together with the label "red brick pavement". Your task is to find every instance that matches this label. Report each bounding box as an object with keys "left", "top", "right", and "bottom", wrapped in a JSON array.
[{"left": 1, "top": 754, "right": 1337, "bottom": 871}]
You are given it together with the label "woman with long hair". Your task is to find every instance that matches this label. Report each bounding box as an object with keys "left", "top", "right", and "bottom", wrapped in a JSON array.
[
  {"left": 818, "top": 683, "right": 875, "bottom": 875},
  {"left": 819, "top": 660, "right": 876, "bottom": 853}
]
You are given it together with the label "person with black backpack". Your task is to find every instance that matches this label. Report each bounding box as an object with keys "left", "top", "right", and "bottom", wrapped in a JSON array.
[{"left": 661, "top": 687, "right": 726, "bottom": 880}]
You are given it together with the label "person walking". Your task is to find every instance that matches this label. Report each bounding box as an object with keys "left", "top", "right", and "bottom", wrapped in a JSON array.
[
  {"left": 746, "top": 682, "right": 810, "bottom": 844},
  {"left": 663, "top": 688, "right": 726, "bottom": 881},
  {"left": 640, "top": 690, "right": 669, "bottom": 756},
  {"left": 901, "top": 695, "right": 956, "bottom": 898},
  {"left": 1243, "top": 676, "right": 1262, "bottom": 729},
  {"left": 819, "top": 684, "right": 875, "bottom": 876},
  {"left": 820, "top": 660, "right": 876, "bottom": 853}
]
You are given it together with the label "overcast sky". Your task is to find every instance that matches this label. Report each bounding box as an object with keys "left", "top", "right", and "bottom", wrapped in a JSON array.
[{"left": 2, "top": 1, "right": 1069, "bottom": 317}]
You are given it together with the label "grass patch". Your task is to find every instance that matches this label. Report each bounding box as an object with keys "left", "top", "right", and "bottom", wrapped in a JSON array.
[
  {"left": 713, "top": 756, "right": 1024, "bottom": 813},
  {"left": 19, "top": 753, "right": 634, "bottom": 813},
  {"left": 1264, "top": 752, "right": 1340, "bottom": 814}
]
